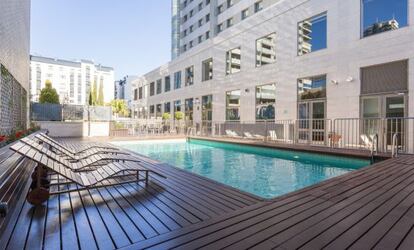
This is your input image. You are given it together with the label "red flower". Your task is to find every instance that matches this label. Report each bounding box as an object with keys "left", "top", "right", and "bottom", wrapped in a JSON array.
[
  {"left": 0, "top": 135, "right": 6, "bottom": 142},
  {"left": 15, "top": 131, "right": 24, "bottom": 139}
]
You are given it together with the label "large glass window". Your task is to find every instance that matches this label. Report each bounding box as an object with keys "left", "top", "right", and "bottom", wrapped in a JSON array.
[
  {"left": 298, "top": 75, "right": 327, "bottom": 100},
  {"left": 174, "top": 71, "right": 181, "bottom": 89},
  {"left": 156, "top": 79, "right": 162, "bottom": 94},
  {"left": 256, "top": 84, "right": 276, "bottom": 120},
  {"left": 185, "top": 66, "right": 194, "bottom": 86},
  {"left": 149, "top": 82, "right": 155, "bottom": 96},
  {"left": 226, "top": 90, "right": 241, "bottom": 121},
  {"left": 149, "top": 105, "right": 155, "bottom": 117},
  {"left": 256, "top": 33, "right": 276, "bottom": 67},
  {"left": 164, "top": 102, "right": 171, "bottom": 114},
  {"left": 165, "top": 76, "right": 171, "bottom": 92},
  {"left": 138, "top": 87, "right": 143, "bottom": 99},
  {"left": 226, "top": 47, "right": 241, "bottom": 75},
  {"left": 185, "top": 98, "right": 194, "bottom": 121},
  {"left": 362, "top": 0, "right": 407, "bottom": 37},
  {"left": 202, "top": 95, "right": 213, "bottom": 121},
  {"left": 156, "top": 104, "right": 162, "bottom": 117},
  {"left": 298, "top": 13, "right": 327, "bottom": 56},
  {"left": 174, "top": 100, "right": 182, "bottom": 112},
  {"left": 202, "top": 58, "right": 213, "bottom": 81}
]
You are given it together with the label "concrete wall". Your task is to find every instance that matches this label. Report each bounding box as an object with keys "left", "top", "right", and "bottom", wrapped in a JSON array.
[
  {"left": 36, "top": 121, "right": 110, "bottom": 137},
  {"left": 133, "top": 0, "right": 414, "bottom": 122}
]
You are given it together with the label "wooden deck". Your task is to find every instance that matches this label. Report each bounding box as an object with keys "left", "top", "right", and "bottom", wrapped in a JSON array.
[{"left": 2, "top": 137, "right": 414, "bottom": 249}]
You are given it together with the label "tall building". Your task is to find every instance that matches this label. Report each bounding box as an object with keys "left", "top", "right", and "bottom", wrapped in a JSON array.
[
  {"left": 173, "top": 0, "right": 277, "bottom": 58},
  {"left": 132, "top": 0, "right": 413, "bottom": 133},
  {"left": 115, "top": 75, "right": 138, "bottom": 109},
  {"left": 0, "top": 0, "right": 31, "bottom": 133},
  {"left": 30, "top": 56, "right": 115, "bottom": 105}
]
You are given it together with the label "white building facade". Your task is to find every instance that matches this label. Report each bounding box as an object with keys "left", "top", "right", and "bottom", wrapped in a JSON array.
[
  {"left": 133, "top": 0, "right": 414, "bottom": 129},
  {"left": 30, "top": 56, "right": 115, "bottom": 105}
]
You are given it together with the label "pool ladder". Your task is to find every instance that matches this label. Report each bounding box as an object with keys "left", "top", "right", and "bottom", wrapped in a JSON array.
[
  {"left": 391, "top": 133, "right": 400, "bottom": 158},
  {"left": 370, "top": 134, "right": 378, "bottom": 164}
]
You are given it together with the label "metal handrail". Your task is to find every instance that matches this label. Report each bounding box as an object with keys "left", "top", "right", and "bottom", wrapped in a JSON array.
[{"left": 371, "top": 133, "right": 378, "bottom": 156}]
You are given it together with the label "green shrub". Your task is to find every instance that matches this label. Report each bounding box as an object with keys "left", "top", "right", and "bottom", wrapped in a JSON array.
[
  {"left": 174, "top": 111, "right": 184, "bottom": 120},
  {"left": 162, "top": 112, "right": 171, "bottom": 120}
]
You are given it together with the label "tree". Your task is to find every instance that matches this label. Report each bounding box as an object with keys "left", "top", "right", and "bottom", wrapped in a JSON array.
[
  {"left": 174, "top": 111, "right": 184, "bottom": 120},
  {"left": 91, "top": 81, "right": 98, "bottom": 105},
  {"left": 110, "top": 99, "right": 129, "bottom": 117},
  {"left": 88, "top": 90, "right": 93, "bottom": 106},
  {"left": 97, "top": 81, "right": 104, "bottom": 106},
  {"left": 39, "top": 80, "right": 60, "bottom": 104}
]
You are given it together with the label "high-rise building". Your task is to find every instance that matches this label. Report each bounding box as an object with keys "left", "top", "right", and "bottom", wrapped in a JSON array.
[
  {"left": 30, "top": 56, "right": 115, "bottom": 105},
  {"left": 133, "top": 0, "right": 414, "bottom": 136},
  {"left": 115, "top": 75, "right": 138, "bottom": 109},
  {"left": 0, "top": 0, "right": 31, "bottom": 133},
  {"left": 173, "top": 0, "right": 277, "bottom": 58}
]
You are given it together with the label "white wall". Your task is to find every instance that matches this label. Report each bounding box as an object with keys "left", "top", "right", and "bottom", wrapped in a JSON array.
[{"left": 134, "top": 0, "right": 414, "bottom": 122}]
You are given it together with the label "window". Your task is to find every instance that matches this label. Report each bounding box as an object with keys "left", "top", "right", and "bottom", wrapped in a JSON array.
[
  {"left": 362, "top": 0, "right": 407, "bottom": 37},
  {"left": 183, "top": 44, "right": 187, "bottom": 52},
  {"left": 165, "top": 76, "right": 171, "bottom": 92},
  {"left": 184, "top": 29, "right": 187, "bottom": 36},
  {"left": 256, "top": 33, "right": 276, "bottom": 67},
  {"left": 149, "top": 105, "right": 155, "bottom": 117},
  {"left": 189, "top": 25, "right": 194, "bottom": 33},
  {"left": 254, "top": 0, "right": 263, "bottom": 12},
  {"left": 174, "top": 71, "right": 182, "bottom": 89},
  {"left": 298, "top": 75, "right": 327, "bottom": 100},
  {"left": 190, "top": 10, "right": 194, "bottom": 17},
  {"left": 198, "top": 2, "right": 203, "bottom": 11},
  {"left": 185, "top": 66, "right": 194, "bottom": 86},
  {"left": 256, "top": 84, "right": 276, "bottom": 120},
  {"left": 156, "top": 104, "right": 162, "bottom": 117},
  {"left": 226, "top": 90, "right": 241, "bottom": 121},
  {"left": 206, "top": 14, "right": 210, "bottom": 22},
  {"left": 206, "top": 31, "right": 210, "bottom": 39},
  {"left": 174, "top": 100, "right": 182, "bottom": 112},
  {"left": 164, "top": 102, "right": 171, "bottom": 114},
  {"left": 217, "top": 23, "right": 224, "bottom": 33},
  {"left": 156, "top": 79, "right": 162, "bottom": 94},
  {"left": 134, "top": 89, "right": 138, "bottom": 100},
  {"left": 206, "top": 0, "right": 210, "bottom": 5},
  {"left": 149, "top": 82, "right": 155, "bottom": 96},
  {"left": 226, "top": 47, "right": 241, "bottom": 75},
  {"left": 217, "top": 4, "right": 224, "bottom": 14},
  {"left": 185, "top": 98, "right": 194, "bottom": 121},
  {"left": 298, "top": 13, "right": 327, "bottom": 55},
  {"left": 202, "top": 95, "right": 213, "bottom": 121},
  {"left": 227, "top": 0, "right": 233, "bottom": 8},
  {"left": 183, "top": 15, "right": 188, "bottom": 22},
  {"left": 189, "top": 41, "right": 193, "bottom": 48},
  {"left": 198, "top": 35, "right": 203, "bottom": 43},
  {"left": 198, "top": 19, "right": 203, "bottom": 27},
  {"left": 202, "top": 58, "right": 213, "bottom": 81},
  {"left": 241, "top": 8, "right": 249, "bottom": 20},
  {"left": 138, "top": 87, "right": 143, "bottom": 99},
  {"left": 227, "top": 18, "right": 233, "bottom": 28}
]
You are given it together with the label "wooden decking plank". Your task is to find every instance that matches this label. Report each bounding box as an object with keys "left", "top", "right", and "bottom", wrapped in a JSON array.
[
  {"left": 86, "top": 188, "right": 132, "bottom": 248},
  {"left": 68, "top": 185, "right": 99, "bottom": 250},
  {"left": 95, "top": 186, "right": 146, "bottom": 243},
  {"left": 42, "top": 193, "right": 61, "bottom": 250},
  {"left": 229, "top": 162, "right": 407, "bottom": 249},
  {"left": 281, "top": 164, "right": 414, "bottom": 249},
  {"left": 122, "top": 183, "right": 187, "bottom": 230},
  {"left": 398, "top": 225, "right": 414, "bottom": 250},
  {"left": 24, "top": 205, "right": 47, "bottom": 250},
  {"left": 373, "top": 202, "right": 414, "bottom": 249},
  {"left": 4, "top": 201, "right": 34, "bottom": 250},
  {"left": 104, "top": 185, "right": 159, "bottom": 239},
  {"left": 59, "top": 184, "right": 80, "bottom": 250},
  {"left": 77, "top": 188, "right": 116, "bottom": 250},
  {"left": 348, "top": 190, "right": 414, "bottom": 249}
]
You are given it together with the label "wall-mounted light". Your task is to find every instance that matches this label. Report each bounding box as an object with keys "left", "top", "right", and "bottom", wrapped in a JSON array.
[
  {"left": 346, "top": 76, "right": 354, "bottom": 82},
  {"left": 245, "top": 88, "right": 250, "bottom": 93},
  {"left": 330, "top": 80, "right": 339, "bottom": 85}
]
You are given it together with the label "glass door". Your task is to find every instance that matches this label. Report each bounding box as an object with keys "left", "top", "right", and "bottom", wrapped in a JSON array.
[
  {"left": 385, "top": 96, "right": 406, "bottom": 149},
  {"left": 298, "top": 101, "right": 326, "bottom": 143}
]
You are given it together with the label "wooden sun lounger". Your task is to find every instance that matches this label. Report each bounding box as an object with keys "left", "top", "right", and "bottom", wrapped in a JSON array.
[
  {"left": 21, "top": 137, "right": 141, "bottom": 171},
  {"left": 35, "top": 134, "right": 129, "bottom": 160},
  {"left": 10, "top": 142, "right": 166, "bottom": 206},
  {"left": 36, "top": 133, "right": 119, "bottom": 154}
]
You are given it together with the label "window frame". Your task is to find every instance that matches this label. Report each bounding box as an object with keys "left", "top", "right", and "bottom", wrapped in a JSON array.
[
  {"left": 297, "top": 12, "right": 328, "bottom": 56},
  {"left": 255, "top": 33, "right": 277, "bottom": 67}
]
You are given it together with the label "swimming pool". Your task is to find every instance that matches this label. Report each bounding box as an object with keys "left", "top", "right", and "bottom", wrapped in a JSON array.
[{"left": 113, "top": 139, "right": 370, "bottom": 199}]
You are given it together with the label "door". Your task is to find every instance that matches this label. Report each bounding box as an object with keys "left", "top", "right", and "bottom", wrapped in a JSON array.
[{"left": 298, "top": 100, "right": 326, "bottom": 143}]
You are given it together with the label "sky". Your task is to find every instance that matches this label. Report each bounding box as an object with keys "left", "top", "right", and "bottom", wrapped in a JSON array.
[{"left": 30, "top": 0, "right": 172, "bottom": 79}]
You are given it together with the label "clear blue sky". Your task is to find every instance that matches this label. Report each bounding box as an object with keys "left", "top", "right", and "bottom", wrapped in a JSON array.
[{"left": 31, "top": 0, "right": 172, "bottom": 79}]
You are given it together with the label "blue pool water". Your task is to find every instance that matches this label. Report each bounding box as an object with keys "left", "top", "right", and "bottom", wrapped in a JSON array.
[{"left": 114, "top": 139, "right": 370, "bottom": 199}]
